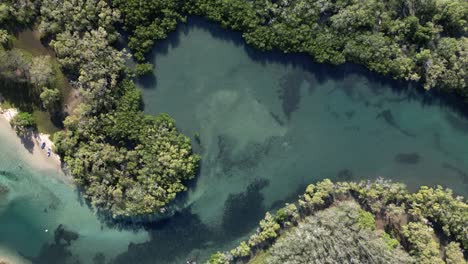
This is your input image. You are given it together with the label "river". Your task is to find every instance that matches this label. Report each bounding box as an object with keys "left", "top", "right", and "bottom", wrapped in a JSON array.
[{"left": 0, "top": 17, "right": 467, "bottom": 264}]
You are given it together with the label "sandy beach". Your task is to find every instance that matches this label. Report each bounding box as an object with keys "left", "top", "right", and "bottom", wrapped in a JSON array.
[
  {"left": 0, "top": 107, "right": 70, "bottom": 182},
  {"left": 0, "top": 245, "right": 31, "bottom": 264}
]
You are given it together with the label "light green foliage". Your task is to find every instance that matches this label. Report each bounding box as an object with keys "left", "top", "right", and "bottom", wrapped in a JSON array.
[
  {"left": 214, "top": 179, "right": 467, "bottom": 264},
  {"left": 274, "top": 203, "right": 299, "bottom": 226},
  {"left": 184, "top": 0, "right": 467, "bottom": 96},
  {"left": 54, "top": 81, "right": 199, "bottom": 218},
  {"left": 207, "top": 252, "right": 230, "bottom": 264},
  {"left": 247, "top": 212, "right": 280, "bottom": 247},
  {"left": 0, "top": 4, "right": 10, "bottom": 25},
  {"left": 10, "top": 112, "right": 35, "bottom": 135},
  {"left": 353, "top": 179, "right": 409, "bottom": 214},
  {"left": 230, "top": 241, "right": 251, "bottom": 258},
  {"left": 381, "top": 232, "right": 399, "bottom": 250},
  {"left": 409, "top": 186, "right": 468, "bottom": 248},
  {"left": 39, "top": 0, "right": 119, "bottom": 37},
  {"left": 357, "top": 209, "right": 376, "bottom": 230},
  {"left": 36, "top": 0, "right": 200, "bottom": 218},
  {"left": 0, "top": 29, "right": 10, "bottom": 47},
  {"left": 402, "top": 222, "right": 444, "bottom": 264},
  {"left": 51, "top": 28, "right": 125, "bottom": 109},
  {"left": 0, "top": 1, "right": 35, "bottom": 26},
  {"left": 267, "top": 201, "right": 413, "bottom": 264},
  {"left": 444, "top": 242, "right": 467, "bottom": 264},
  {"left": 111, "top": 0, "right": 185, "bottom": 61},
  {"left": 298, "top": 179, "right": 334, "bottom": 210},
  {"left": 134, "top": 63, "right": 154, "bottom": 76},
  {"left": 40, "top": 87, "right": 60, "bottom": 110},
  {"left": 29, "top": 56, "right": 53, "bottom": 88}
]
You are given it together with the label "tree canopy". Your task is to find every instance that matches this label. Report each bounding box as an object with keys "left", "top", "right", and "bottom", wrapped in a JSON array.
[
  {"left": 114, "top": 0, "right": 467, "bottom": 98},
  {"left": 209, "top": 179, "right": 468, "bottom": 264}
]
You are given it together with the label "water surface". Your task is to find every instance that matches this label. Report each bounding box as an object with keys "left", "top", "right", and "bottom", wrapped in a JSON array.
[
  {"left": 1, "top": 16, "right": 468, "bottom": 264},
  {"left": 129, "top": 17, "right": 468, "bottom": 263},
  {"left": 0, "top": 119, "right": 148, "bottom": 264}
]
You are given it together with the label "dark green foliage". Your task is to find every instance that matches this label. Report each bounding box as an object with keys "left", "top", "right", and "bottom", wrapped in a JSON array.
[
  {"left": 54, "top": 81, "right": 200, "bottom": 218},
  {"left": 402, "top": 222, "right": 444, "bottom": 264},
  {"left": 267, "top": 201, "right": 412, "bottom": 264},
  {"left": 111, "top": 0, "right": 185, "bottom": 61},
  {"left": 0, "top": 0, "right": 36, "bottom": 28},
  {"left": 10, "top": 111, "right": 35, "bottom": 135},
  {"left": 32, "top": 0, "right": 201, "bottom": 218},
  {"left": 212, "top": 179, "right": 468, "bottom": 264},
  {"left": 207, "top": 252, "right": 230, "bottom": 264},
  {"left": 184, "top": 0, "right": 467, "bottom": 96},
  {"left": 40, "top": 88, "right": 60, "bottom": 110},
  {"left": 134, "top": 63, "right": 154, "bottom": 76},
  {"left": 408, "top": 186, "right": 468, "bottom": 249}
]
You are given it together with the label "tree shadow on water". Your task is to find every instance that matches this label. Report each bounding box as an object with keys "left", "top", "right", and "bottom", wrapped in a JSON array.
[
  {"left": 109, "top": 178, "right": 270, "bottom": 264},
  {"left": 220, "top": 178, "right": 269, "bottom": 238},
  {"left": 139, "top": 15, "right": 468, "bottom": 120},
  {"left": 111, "top": 207, "right": 214, "bottom": 264},
  {"left": 28, "top": 224, "right": 81, "bottom": 264}
]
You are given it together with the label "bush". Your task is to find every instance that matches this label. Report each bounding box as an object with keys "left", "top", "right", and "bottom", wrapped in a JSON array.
[{"left": 10, "top": 112, "right": 35, "bottom": 135}]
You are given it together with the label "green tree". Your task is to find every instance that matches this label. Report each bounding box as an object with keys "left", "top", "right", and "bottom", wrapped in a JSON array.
[
  {"left": 402, "top": 222, "right": 444, "bottom": 264},
  {"left": 10, "top": 112, "right": 35, "bottom": 135},
  {"left": 29, "top": 56, "right": 54, "bottom": 88},
  {"left": 40, "top": 87, "right": 60, "bottom": 110}
]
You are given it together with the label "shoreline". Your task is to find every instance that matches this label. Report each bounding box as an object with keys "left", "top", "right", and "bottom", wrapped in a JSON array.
[
  {"left": 0, "top": 245, "right": 31, "bottom": 264},
  {"left": 0, "top": 107, "right": 71, "bottom": 183}
]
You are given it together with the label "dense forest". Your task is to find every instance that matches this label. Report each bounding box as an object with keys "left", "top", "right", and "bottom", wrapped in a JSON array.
[
  {"left": 0, "top": 0, "right": 468, "bottom": 263},
  {"left": 209, "top": 179, "right": 468, "bottom": 264},
  {"left": 115, "top": 0, "right": 467, "bottom": 97},
  {"left": 0, "top": 0, "right": 199, "bottom": 219},
  {"left": 0, "top": 0, "right": 467, "bottom": 221}
]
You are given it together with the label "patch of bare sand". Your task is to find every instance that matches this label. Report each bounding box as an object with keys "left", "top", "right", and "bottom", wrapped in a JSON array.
[
  {"left": 0, "top": 108, "right": 72, "bottom": 184},
  {"left": 0, "top": 245, "right": 31, "bottom": 264}
]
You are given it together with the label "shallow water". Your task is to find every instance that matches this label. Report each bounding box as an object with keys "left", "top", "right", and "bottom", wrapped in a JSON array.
[
  {"left": 130, "top": 17, "right": 468, "bottom": 263},
  {"left": 1, "top": 16, "right": 468, "bottom": 264},
  {"left": 0, "top": 119, "right": 148, "bottom": 264}
]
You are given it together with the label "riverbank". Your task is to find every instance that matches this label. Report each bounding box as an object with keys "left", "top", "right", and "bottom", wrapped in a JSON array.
[
  {"left": 0, "top": 245, "right": 31, "bottom": 264},
  {"left": 0, "top": 107, "right": 67, "bottom": 180}
]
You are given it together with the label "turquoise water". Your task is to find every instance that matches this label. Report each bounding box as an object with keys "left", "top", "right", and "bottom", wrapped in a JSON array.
[
  {"left": 1, "top": 17, "right": 468, "bottom": 264},
  {"left": 0, "top": 120, "right": 149, "bottom": 263},
  {"left": 129, "top": 17, "right": 468, "bottom": 262}
]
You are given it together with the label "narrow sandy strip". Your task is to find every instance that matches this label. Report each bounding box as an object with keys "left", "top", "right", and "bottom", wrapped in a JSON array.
[
  {"left": 0, "top": 245, "right": 31, "bottom": 264},
  {"left": 0, "top": 107, "right": 72, "bottom": 183}
]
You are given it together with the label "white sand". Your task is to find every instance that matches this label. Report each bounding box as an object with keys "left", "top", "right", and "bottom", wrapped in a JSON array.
[
  {"left": 0, "top": 108, "right": 18, "bottom": 122},
  {"left": 0, "top": 245, "right": 31, "bottom": 264},
  {"left": 0, "top": 107, "right": 71, "bottom": 182}
]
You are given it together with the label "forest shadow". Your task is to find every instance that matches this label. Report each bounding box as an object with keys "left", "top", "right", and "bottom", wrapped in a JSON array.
[
  {"left": 91, "top": 14, "right": 468, "bottom": 263},
  {"left": 139, "top": 16, "right": 468, "bottom": 120},
  {"left": 108, "top": 178, "right": 269, "bottom": 264}
]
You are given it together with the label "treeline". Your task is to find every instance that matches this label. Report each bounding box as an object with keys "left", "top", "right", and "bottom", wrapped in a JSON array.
[
  {"left": 114, "top": 0, "right": 467, "bottom": 98},
  {"left": 0, "top": 0, "right": 200, "bottom": 219},
  {"left": 0, "top": 0, "right": 63, "bottom": 133},
  {"left": 209, "top": 179, "right": 468, "bottom": 264},
  {"left": 37, "top": 0, "right": 199, "bottom": 218},
  {"left": 190, "top": 0, "right": 467, "bottom": 95}
]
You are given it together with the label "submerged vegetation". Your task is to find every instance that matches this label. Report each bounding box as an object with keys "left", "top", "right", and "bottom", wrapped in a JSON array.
[
  {"left": 209, "top": 179, "right": 468, "bottom": 264},
  {"left": 0, "top": 0, "right": 467, "bottom": 263},
  {"left": 116, "top": 0, "right": 467, "bottom": 98},
  {"left": 38, "top": 0, "right": 200, "bottom": 218},
  {"left": 1, "top": 0, "right": 199, "bottom": 219},
  {"left": 0, "top": 0, "right": 466, "bottom": 226}
]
